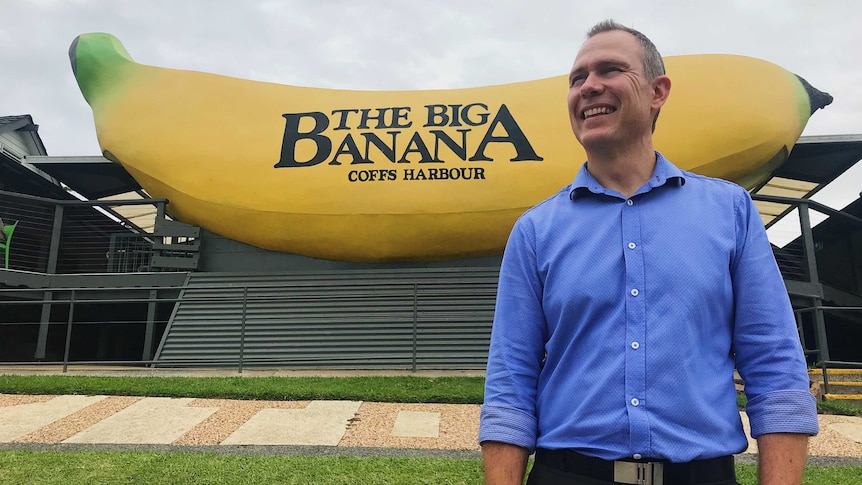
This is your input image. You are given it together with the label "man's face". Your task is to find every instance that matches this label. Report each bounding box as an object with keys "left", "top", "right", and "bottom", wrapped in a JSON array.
[{"left": 567, "top": 30, "right": 665, "bottom": 151}]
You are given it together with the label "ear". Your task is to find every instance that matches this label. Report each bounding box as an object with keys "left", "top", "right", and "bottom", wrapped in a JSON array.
[{"left": 651, "top": 75, "right": 672, "bottom": 110}]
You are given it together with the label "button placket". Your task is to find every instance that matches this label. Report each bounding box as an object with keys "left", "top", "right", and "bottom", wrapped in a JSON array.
[{"left": 622, "top": 191, "right": 648, "bottom": 453}]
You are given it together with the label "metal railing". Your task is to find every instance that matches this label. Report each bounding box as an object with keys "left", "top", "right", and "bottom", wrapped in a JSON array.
[
  {"left": 753, "top": 194, "right": 862, "bottom": 290},
  {"left": 0, "top": 190, "right": 197, "bottom": 274},
  {"left": 0, "top": 281, "right": 494, "bottom": 372},
  {"left": 794, "top": 305, "right": 862, "bottom": 396},
  {"left": 753, "top": 194, "right": 862, "bottom": 397}
]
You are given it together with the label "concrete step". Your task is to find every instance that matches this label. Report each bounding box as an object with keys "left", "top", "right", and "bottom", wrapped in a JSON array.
[
  {"left": 823, "top": 382, "right": 862, "bottom": 394},
  {"left": 824, "top": 394, "right": 862, "bottom": 404},
  {"left": 808, "top": 369, "right": 862, "bottom": 401},
  {"left": 809, "top": 369, "right": 862, "bottom": 383}
]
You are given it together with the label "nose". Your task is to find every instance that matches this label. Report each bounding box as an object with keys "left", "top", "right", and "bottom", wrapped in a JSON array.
[{"left": 580, "top": 72, "right": 604, "bottom": 98}]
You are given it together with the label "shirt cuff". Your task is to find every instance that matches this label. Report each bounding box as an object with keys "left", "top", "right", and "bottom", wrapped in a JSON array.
[
  {"left": 478, "top": 404, "right": 538, "bottom": 451},
  {"left": 746, "top": 389, "right": 819, "bottom": 437}
]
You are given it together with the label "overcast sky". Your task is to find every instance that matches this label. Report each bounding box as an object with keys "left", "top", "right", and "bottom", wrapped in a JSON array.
[{"left": 2, "top": 0, "right": 860, "bottom": 240}]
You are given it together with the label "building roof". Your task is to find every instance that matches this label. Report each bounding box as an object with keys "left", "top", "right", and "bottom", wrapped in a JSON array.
[
  {"left": 0, "top": 114, "right": 48, "bottom": 157},
  {"left": 0, "top": 115, "right": 34, "bottom": 132},
  {"left": 752, "top": 134, "right": 862, "bottom": 227},
  {"left": 0, "top": 115, "right": 151, "bottom": 231},
  {"left": 0, "top": 114, "right": 66, "bottom": 199},
  {"left": 24, "top": 155, "right": 142, "bottom": 200}
]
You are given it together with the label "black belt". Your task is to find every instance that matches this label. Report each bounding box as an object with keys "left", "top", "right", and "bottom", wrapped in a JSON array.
[{"left": 534, "top": 448, "right": 735, "bottom": 485}]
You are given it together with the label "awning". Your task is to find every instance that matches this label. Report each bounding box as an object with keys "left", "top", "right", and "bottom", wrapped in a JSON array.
[
  {"left": 24, "top": 155, "right": 142, "bottom": 200},
  {"left": 752, "top": 135, "right": 862, "bottom": 227}
]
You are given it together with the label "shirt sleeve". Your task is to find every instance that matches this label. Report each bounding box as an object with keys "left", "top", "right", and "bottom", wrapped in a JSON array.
[
  {"left": 478, "top": 217, "right": 547, "bottom": 450},
  {"left": 730, "top": 188, "right": 819, "bottom": 437}
]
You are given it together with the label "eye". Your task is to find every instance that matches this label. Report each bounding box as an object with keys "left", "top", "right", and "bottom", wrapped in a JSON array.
[{"left": 569, "top": 75, "right": 586, "bottom": 87}]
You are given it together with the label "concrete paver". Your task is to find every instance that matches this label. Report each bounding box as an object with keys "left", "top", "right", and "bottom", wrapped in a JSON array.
[
  {"left": 63, "top": 397, "right": 219, "bottom": 444},
  {"left": 0, "top": 395, "right": 106, "bottom": 442},
  {"left": 738, "top": 412, "right": 758, "bottom": 454},
  {"left": 828, "top": 416, "right": 862, "bottom": 444},
  {"left": 391, "top": 411, "right": 440, "bottom": 438},
  {"left": 221, "top": 400, "right": 361, "bottom": 446}
]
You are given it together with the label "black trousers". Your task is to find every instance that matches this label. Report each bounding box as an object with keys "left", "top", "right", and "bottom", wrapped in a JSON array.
[{"left": 526, "top": 454, "right": 741, "bottom": 485}]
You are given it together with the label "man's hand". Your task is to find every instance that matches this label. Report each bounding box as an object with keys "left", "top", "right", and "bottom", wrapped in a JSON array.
[
  {"left": 757, "top": 432, "right": 809, "bottom": 485},
  {"left": 481, "top": 441, "right": 529, "bottom": 485}
]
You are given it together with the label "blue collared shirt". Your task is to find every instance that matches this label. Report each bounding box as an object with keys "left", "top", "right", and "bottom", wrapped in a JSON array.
[{"left": 479, "top": 153, "right": 818, "bottom": 461}]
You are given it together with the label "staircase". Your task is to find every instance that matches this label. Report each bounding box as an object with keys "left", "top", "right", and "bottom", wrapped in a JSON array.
[{"left": 809, "top": 368, "right": 862, "bottom": 403}]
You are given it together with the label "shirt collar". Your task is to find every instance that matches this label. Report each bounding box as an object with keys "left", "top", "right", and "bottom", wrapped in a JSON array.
[{"left": 569, "top": 151, "right": 686, "bottom": 200}]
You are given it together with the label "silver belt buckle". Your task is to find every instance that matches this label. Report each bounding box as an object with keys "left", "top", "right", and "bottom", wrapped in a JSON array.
[{"left": 613, "top": 461, "right": 664, "bottom": 485}]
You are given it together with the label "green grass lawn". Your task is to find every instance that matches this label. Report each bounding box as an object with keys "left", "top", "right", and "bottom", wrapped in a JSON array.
[
  {"left": 0, "top": 451, "right": 860, "bottom": 485},
  {"left": 0, "top": 374, "right": 484, "bottom": 404},
  {"left": 0, "top": 451, "right": 481, "bottom": 485}
]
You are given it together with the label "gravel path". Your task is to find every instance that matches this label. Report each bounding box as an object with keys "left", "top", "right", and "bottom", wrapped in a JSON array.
[
  {"left": 340, "top": 402, "right": 480, "bottom": 450},
  {"left": 175, "top": 399, "right": 309, "bottom": 446},
  {"left": 809, "top": 414, "right": 862, "bottom": 457}
]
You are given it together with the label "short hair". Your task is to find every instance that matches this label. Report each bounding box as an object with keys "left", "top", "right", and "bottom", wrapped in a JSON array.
[
  {"left": 586, "top": 20, "right": 666, "bottom": 132},
  {"left": 587, "top": 19, "right": 665, "bottom": 81}
]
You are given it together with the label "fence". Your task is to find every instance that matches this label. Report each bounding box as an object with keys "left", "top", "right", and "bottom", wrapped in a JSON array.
[
  {"left": 0, "top": 190, "right": 197, "bottom": 274},
  {"left": 795, "top": 305, "right": 862, "bottom": 395},
  {"left": 754, "top": 194, "right": 862, "bottom": 291},
  {"left": 753, "top": 194, "right": 862, "bottom": 385},
  {"left": 0, "top": 278, "right": 495, "bottom": 372}
]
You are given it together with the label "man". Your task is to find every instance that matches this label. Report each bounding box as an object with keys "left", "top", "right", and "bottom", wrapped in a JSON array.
[{"left": 479, "top": 20, "right": 818, "bottom": 485}]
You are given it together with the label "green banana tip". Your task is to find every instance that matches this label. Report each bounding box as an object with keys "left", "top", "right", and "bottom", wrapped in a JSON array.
[{"left": 69, "top": 33, "right": 134, "bottom": 105}]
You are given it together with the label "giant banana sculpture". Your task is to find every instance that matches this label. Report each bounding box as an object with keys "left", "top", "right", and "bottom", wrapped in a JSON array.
[{"left": 70, "top": 33, "right": 830, "bottom": 262}]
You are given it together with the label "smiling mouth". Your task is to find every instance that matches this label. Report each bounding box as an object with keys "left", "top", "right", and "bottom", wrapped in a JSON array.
[{"left": 582, "top": 106, "right": 616, "bottom": 119}]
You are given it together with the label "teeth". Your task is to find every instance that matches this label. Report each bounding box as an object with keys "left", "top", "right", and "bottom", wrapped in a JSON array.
[{"left": 583, "top": 107, "right": 614, "bottom": 119}]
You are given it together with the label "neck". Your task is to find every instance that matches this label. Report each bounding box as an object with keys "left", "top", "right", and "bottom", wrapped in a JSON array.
[{"left": 584, "top": 138, "right": 656, "bottom": 198}]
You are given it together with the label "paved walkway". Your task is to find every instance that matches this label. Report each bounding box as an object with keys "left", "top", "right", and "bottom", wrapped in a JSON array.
[{"left": 2, "top": 367, "right": 862, "bottom": 466}]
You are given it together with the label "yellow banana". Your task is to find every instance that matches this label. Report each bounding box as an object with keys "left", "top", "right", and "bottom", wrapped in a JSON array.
[{"left": 70, "top": 33, "right": 830, "bottom": 262}]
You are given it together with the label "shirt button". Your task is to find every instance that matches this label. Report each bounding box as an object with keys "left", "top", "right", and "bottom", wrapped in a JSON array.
[
  {"left": 631, "top": 398, "right": 640, "bottom": 406},
  {"left": 627, "top": 242, "right": 636, "bottom": 249},
  {"left": 630, "top": 289, "right": 639, "bottom": 296},
  {"left": 631, "top": 341, "right": 640, "bottom": 349},
  {"left": 626, "top": 199, "right": 633, "bottom": 206},
  {"left": 633, "top": 453, "right": 643, "bottom": 460}
]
